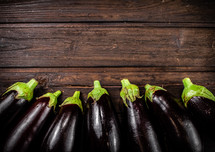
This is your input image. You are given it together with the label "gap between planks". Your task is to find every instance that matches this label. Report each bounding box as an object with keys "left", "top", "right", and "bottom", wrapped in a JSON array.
[
  {"left": 1, "top": 67, "right": 215, "bottom": 72},
  {"left": 0, "top": 22, "right": 215, "bottom": 28}
]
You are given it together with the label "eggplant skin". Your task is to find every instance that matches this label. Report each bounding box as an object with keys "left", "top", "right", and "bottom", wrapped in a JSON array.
[
  {"left": 85, "top": 94, "right": 122, "bottom": 152},
  {"left": 147, "top": 90, "right": 202, "bottom": 152},
  {"left": 2, "top": 97, "right": 54, "bottom": 152},
  {"left": 0, "top": 91, "right": 29, "bottom": 131},
  {"left": 125, "top": 98, "right": 162, "bottom": 152},
  {"left": 187, "top": 96, "right": 215, "bottom": 137},
  {"left": 41, "top": 104, "right": 83, "bottom": 152}
]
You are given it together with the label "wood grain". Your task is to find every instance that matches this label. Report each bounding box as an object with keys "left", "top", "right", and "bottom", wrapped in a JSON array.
[
  {"left": 0, "top": 0, "right": 214, "bottom": 23},
  {"left": 1, "top": 67, "right": 215, "bottom": 87},
  {"left": 0, "top": 24, "right": 215, "bottom": 67},
  {"left": 0, "top": 0, "right": 215, "bottom": 150}
]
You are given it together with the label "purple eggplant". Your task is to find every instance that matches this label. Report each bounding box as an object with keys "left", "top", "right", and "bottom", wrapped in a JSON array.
[
  {"left": 2, "top": 90, "right": 61, "bottom": 152},
  {"left": 182, "top": 78, "right": 215, "bottom": 138},
  {"left": 85, "top": 80, "right": 122, "bottom": 152},
  {"left": 120, "top": 79, "right": 162, "bottom": 152},
  {"left": 145, "top": 84, "right": 202, "bottom": 152},
  {"left": 41, "top": 91, "right": 83, "bottom": 152},
  {"left": 0, "top": 79, "right": 38, "bottom": 131}
]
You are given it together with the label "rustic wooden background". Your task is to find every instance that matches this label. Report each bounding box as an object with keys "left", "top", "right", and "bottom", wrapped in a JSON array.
[
  {"left": 0, "top": 0, "right": 215, "bottom": 121},
  {"left": 0, "top": 0, "right": 215, "bottom": 151}
]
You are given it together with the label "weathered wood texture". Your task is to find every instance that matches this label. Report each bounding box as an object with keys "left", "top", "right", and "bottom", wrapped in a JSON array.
[
  {"left": 0, "top": 24, "right": 215, "bottom": 67},
  {"left": 0, "top": 0, "right": 215, "bottom": 23},
  {"left": 1, "top": 67, "right": 215, "bottom": 87},
  {"left": 0, "top": 1, "right": 215, "bottom": 150}
]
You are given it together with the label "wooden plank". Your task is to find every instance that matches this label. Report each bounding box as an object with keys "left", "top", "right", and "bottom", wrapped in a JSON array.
[
  {"left": 0, "top": 24, "right": 215, "bottom": 67},
  {"left": 0, "top": 0, "right": 214, "bottom": 23},
  {"left": 1, "top": 67, "right": 214, "bottom": 97}
]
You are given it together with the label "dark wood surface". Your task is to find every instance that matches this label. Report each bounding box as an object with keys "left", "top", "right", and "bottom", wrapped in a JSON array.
[
  {"left": 0, "top": 0, "right": 215, "bottom": 109},
  {"left": 0, "top": 0, "right": 215, "bottom": 23},
  {"left": 0, "top": 1, "right": 215, "bottom": 150},
  {"left": 0, "top": 24, "right": 215, "bottom": 67},
  {"left": 0, "top": 0, "right": 215, "bottom": 107}
]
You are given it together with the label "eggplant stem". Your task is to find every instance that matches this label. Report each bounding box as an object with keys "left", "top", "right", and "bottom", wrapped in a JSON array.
[
  {"left": 144, "top": 84, "right": 166, "bottom": 102},
  {"left": 94, "top": 80, "right": 102, "bottom": 89},
  {"left": 182, "top": 77, "right": 215, "bottom": 106},
  {"left": 120, "top": 79, "right": 142, "bottom": 107},
  {"left": 145, "top": 84, "right": 152, "bottom": 91},
  {"left": 26, "top": 79, "right": 38, "bottom": 91},
  {"left": 183, "top": 78, "right": 193, "bottom": 88},
  {"left": 2, "top": 78, "right": 38, "bottom": 101},
  {"left": 73, "top": 91, "right": 80, "bottom": 98},
  {"left": 87, "top": 80, "right": 109, "bottom": 102},
  {"left": 121, "top": 79, "right": 131, "bottom": 88},
  {"left": 40, "top": 90, "right": 62, "bottom": 111},
  {"left": 60, "top": 91, "right": 83, "bottom": 112},
  {"left": 53, "top": 90, "right": 61, "bottom": 98}
]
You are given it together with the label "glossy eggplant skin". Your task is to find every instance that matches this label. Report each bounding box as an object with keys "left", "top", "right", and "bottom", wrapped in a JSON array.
[
  {"left": 0, "top": 91, "right": 29, "bottom": 131},
  {"left": 2, "top": 97, "right": 55, "bottom": 152},
  {"left": 146, "top": 90, "right": 202, "bottom": 152},
  {"left": 187, "top": 96, "right": 215, "bottom": 137},
  {"left": 85, "top": 94, "right": 122, "bottom": 152},
  {"left": 41, "top": 104, "right": 83, "bottom": 152},
  {"left": 124, "top": 98, "right": 162, "bottom": 152}
]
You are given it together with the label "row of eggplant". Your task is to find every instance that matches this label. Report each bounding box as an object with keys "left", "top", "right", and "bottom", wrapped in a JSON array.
[{"left": 0, "top": 78, "right": 215, "bottom": 152}]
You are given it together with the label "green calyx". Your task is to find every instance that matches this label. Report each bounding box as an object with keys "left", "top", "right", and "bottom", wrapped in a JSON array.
[
  {"left": 87, "top": 80, "right": 109, "bottom": 102},
  {"left": 60, "top": 91, "right": 83, "bottom": 112},
  {"left": 120, "top": 79, "right": 142, "bottom": 107},
  {"left": 39, "top": 90, "right": 61, "bottom": 110},
  {"left": 182, "top": 78, "right": 215, "bottom": 107},
  {"left": 144, "top": 84, "right": 166, "bottom": 102},
  {"left": 3, "top": 79, "right": 38, "bottom": 101}
]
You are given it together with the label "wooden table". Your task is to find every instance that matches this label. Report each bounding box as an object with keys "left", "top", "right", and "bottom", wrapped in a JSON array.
[{"left": 0, "top": 0, "right": 215, "bottom": 150}]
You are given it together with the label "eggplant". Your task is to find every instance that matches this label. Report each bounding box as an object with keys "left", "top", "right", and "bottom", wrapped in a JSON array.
[
  {"left": 145, "top": 84, "right": 202, "bottom": 152},
  {"left": 41, "top": 91, "right": 83, "bottom": 152},
  {"left": 85, "top": 80, "right": 122, "bottom": 152},
  {"left": 0, "top": 79, "right": 38, "bottom": 131},
  {"left": 182, "top": 78, "right": 215, "bottom": 138},
  {"left": 2, "top": 90, "right": 61, "bottom": 152},
  {"left": 120, "top": 79, "right": 162, "bottom": 152}
]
